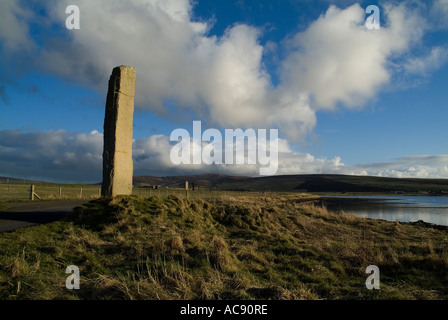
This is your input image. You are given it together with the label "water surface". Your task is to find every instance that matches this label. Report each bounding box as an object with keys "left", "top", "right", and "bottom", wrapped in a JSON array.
[{"left": 319, "top": 195, "right": 448, "bottom": 226}]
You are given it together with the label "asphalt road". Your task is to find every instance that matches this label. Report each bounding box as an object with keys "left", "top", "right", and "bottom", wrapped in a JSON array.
[{"left": 0, "top": 200, "right": 87, "bottom": 233}]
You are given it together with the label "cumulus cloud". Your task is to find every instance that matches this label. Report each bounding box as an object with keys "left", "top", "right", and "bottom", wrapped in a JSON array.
[
  {"left": 431, "top": 0, "right": 448, "bottom": 29},
  {"left": 1, "top": 129, "right": 447, "bottom": 183},
  {"left": 0, "top": 0, "right": 34, "bottom": 52},
  {"left": 1, "top": 1, "right": 447, "bottom": 181},
  {"left": 352, "top": 155, "right": 448, "bottom": 178},
  {"left": 0, "top": 0, "right": 443, "bottom": 142},
  {"left": 280, "top": 3, "right": 425, "bottom": 110},
  {"left": 0, "top": 129, "right": 103, "bottom": 183},
  {"left": 404, "top": 46, "right": 448, "bottom": 76}
]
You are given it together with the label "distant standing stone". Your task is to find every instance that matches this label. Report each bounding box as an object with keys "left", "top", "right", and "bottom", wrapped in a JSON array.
[{"left": 102, "top": 66, "right": 136, "bottom": 198}]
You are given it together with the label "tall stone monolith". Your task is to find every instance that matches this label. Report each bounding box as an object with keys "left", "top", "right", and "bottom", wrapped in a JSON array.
[{"left": 101, "top": 66, "right": 136, "bottom": 198}]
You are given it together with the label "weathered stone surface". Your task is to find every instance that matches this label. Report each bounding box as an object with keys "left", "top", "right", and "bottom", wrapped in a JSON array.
[{"left": 102, "top": 66, "right": 136, "bottom": 197}]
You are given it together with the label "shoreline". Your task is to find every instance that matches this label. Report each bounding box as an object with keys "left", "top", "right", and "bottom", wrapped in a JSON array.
[
  {"left": 316, "top": 194, "right": 448, "bottom": 227},
  {"left": 313, "top": 192, "right": 448, "bottom": 197}
]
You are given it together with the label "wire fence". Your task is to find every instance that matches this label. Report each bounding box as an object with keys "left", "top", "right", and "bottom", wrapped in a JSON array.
[
  {"left": 0, "top": 184, "right": 31, "bottom": 201},
  {"left": 0, "top": 183, "right": 245, "bottom": 202}
]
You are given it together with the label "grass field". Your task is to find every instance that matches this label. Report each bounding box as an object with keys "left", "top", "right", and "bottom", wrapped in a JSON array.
[
  {"left": 0, "top": 182, "right": 246, "bottom": 202},
  {"left": 0, "top": 183, "right": 101, "bottom": 201},
  {"left": 0, "top": 193, "right": 447, "bottom": 300}
]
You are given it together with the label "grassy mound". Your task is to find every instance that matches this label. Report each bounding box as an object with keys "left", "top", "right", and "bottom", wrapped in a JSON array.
[{"left": 0, "top": 194, "right": 447, "bottom": 300}]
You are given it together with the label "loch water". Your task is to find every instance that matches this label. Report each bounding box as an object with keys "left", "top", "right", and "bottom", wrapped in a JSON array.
[{"left": 319, "top": 195, "right": 448, "bottom": 226}]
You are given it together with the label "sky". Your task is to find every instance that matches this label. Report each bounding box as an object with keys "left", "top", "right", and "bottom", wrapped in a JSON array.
[{"left": 0, "top": 0, "right": 447, "bottom": 183}]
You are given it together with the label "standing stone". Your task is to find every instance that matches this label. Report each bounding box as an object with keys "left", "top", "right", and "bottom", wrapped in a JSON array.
[{"left": 102, "top": 66, "right": 136, "bottom": 198}]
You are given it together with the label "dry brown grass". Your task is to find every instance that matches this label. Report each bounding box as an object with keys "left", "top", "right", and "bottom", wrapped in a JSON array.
[{"left": 0, "top": 193, "right": 447, "bottom": 300}]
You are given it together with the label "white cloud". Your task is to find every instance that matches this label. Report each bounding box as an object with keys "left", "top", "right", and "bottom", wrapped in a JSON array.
[
  {"left": 1, "top": 1, "right": 447, "bottom": 182},
  {"left": 350, "top": 155, "right": 448, "bottom": 178},
  {"left": 0, "top": 129, "right": 103, "bottom": 183},
  {"left": 0, "top": 0, "right": 438, "bottom": 143},
  {"left": 431, "top": 0, "right": 448, "bottom": 29},
  {"left": 404, "top": 46, "right": 448, "bottom": 76},
  {"left": 0, "top": 0, "right": 34, "bottom": 52},
  {"left": 1, "top": 129, "right": 448, "bottom": 183},
  {"left": 280, "top": 3, "right": 426, "bottom": 110}
]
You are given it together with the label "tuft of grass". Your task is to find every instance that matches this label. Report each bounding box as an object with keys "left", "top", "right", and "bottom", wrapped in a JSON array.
[
  {"left": 0, "top": 203, "right": 11, "bottom": 211},
  {"left": 0, "top": 193, "right": 447, "bottom": 300}
]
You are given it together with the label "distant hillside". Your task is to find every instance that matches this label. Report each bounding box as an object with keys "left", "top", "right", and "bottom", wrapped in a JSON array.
[
  {"left": 3, "top": 174, "right": 448, "bottom": 194},
  {"left": 134, "top": 174, "right": 448, "bottom": 194},
  {"left": 0, "top": 176, "right": 49, "bottom": 184},
  {"left": 133, "top": 174, "right": 250, "bottom": 189},
  {"left": 220, "top": 174, "right": 448, "bottom": 193}
]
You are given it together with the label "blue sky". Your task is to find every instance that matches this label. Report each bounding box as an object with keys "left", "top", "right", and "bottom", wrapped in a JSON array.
[{"left": 0, "top": 0, "right": 447, "bottom": 183}]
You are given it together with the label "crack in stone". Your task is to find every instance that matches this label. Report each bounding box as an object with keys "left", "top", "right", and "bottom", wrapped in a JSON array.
[{"left": 114, "top": 90, "right": 135, "bottom": 98}]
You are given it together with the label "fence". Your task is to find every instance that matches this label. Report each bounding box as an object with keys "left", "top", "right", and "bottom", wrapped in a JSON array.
[
  {"left": 0, "top": 183, "right": 242, "bottom": 201},
  {"left": 0, "top": 184, "right": 101, "bottom": 201},
  {"left": 0, "top": 184, "right": 31, "bottom": 201}
]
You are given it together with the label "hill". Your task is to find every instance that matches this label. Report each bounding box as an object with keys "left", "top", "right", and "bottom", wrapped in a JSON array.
[
  {"left": 0, "top": 176, "right": 48, "bottom": 184},
  {"left": 133, "top": 174, "right": 250, "bottom": 189},
  {"left": 3, "top": 174, "right": 448, "bottom": 194},
  {"left": 134, "top": 174, "right": 448, "bottom": 194}
]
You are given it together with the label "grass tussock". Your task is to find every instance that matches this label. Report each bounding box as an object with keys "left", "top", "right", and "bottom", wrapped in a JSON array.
[{"left": 0, "top": 193, "right": 447, "bottom": 300}]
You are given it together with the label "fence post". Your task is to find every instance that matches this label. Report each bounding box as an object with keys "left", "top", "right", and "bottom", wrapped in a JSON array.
[
  {"left": 30, "top": 185, "right": 35, "bottom": 201},
  {"left": 98, "top": 188, "right": 101, "bottom": 198},
  {"left": 80, "top": 187, "right": 83, "bottom": 198},
  {"left": 59, "top": 187, "right": 62, "bottom": 197}
]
